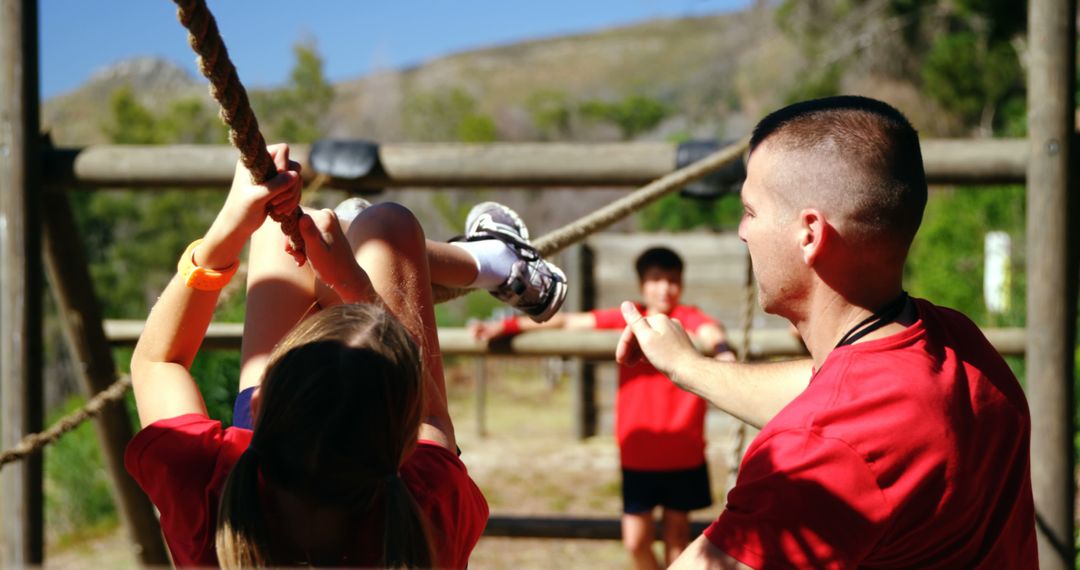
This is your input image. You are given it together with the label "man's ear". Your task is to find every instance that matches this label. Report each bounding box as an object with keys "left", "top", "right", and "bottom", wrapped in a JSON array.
[{"left": 798, "top": 208, "right": 828, "bottom": 266}]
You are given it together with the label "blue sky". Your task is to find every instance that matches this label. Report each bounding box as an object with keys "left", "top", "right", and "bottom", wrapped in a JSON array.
[{"left": 41, "top": 0, "right": 752, "bottom": 100}]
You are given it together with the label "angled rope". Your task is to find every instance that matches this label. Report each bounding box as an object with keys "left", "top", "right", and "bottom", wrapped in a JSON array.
[
  {"left": 0, "top": 376, "right": 133, "bottom": 470},
  {"left": 432, "top": 136, "right": 750, "bottom": 302},
  {"left": 726, "top": 246, "right": 757, "bottom": 493},
  {"left": 172, "top": 0, "right": 305, "bottom": 260}
]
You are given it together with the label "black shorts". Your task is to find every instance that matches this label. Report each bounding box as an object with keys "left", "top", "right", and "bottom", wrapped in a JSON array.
[{"left": 622, "top": 463, "right": 712, "bottom": 514}]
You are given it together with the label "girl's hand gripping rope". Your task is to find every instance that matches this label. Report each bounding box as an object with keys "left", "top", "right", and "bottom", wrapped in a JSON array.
[
  {"left": 298, "top": 208, "right": 375, "bottom": 304},
  {"left": 204, "top": 144, "right": 302, "bottom": 264}
]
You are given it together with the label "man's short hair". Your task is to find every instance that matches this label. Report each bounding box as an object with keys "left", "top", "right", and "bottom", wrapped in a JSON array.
[
  {"left": 749, "top": 95, "right": 928, "bottom": 247},
  {"left": 635, "top": 247, "right": 683, "bottom": 281}
]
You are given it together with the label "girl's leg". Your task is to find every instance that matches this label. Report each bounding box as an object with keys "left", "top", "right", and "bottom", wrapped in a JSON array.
[
  {"left": 238, "top": 217, "right": 324, "bottom": 393},
  {"left": 337, "top": 198, "right": 565, "bottom": 321},
  {"left": 334, "top": 196, "right": 479, "bottom": 288},
  {"left": 427, "top": 241, "right": 481, "bottom": 287},
  {"left": 345, "top": 203, "right": 454, "bottom": 447}
]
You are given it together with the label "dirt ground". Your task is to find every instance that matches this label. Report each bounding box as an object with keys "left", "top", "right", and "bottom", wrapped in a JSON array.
[{"left": 44, "top": 357, "right": 745, "bottom": 569}]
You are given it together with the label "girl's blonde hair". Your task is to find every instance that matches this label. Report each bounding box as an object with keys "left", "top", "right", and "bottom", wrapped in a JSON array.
[{"left": 215, "top": 303, "right": 434, "bottom": 568}]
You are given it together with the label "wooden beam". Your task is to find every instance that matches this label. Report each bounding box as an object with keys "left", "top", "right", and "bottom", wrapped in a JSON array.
[
  {"left": 0, "top": 0, "right": 44, "bottom": 564},
  {"left": 41, "top": 192, "right": 169, "bottom": 566},
  {"left": 484, "top": 515, "right": 709, "bottom": 540},
  {"left": 40, "top": 139, "right": 1028, "bottom": 190},
  {"left": 1027, "top": 0, "right": 1077, "bottom": 566},
  {"left": 102, "top": 321, "right": 1027, "bottom": 358}
]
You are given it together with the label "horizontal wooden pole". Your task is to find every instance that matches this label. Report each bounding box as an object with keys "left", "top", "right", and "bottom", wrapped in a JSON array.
[
  {"left": 484, "top": 515, "right": 709, "bottom": 540},
  {"left": 103, "top": 320, "right": 1026, "bottom": 358},
  {"left": 43, "top": 139, "right": 1028, "bottom": 190}
]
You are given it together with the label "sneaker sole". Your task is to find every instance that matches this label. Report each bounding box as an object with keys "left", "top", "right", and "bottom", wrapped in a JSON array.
[
  {"left": 524, "top": 262, "right": 568, "bottom": 323},
  {"left": 466, "top": 201, "right": 531, "bottom": 242}
]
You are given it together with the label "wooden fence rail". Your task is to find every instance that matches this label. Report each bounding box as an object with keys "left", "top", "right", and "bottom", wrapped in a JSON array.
[
  {"left": 484, "top": 515, "right": 709, "bottom": 540},
  {"left": 102, "top": 321, "right": 1028, "bottom": 358},
  {"left": 42, "top": 139, "right": 1028, "bottom": 190}
]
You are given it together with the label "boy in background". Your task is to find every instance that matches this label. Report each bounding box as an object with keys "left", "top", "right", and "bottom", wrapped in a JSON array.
[{"left": 473, "top": 247, "right": 734, "bottom": 569}]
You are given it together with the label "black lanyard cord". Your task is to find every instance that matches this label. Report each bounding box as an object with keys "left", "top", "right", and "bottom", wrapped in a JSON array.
[{"left": 834, "top": 291, "right": 910, "bottom": 348}]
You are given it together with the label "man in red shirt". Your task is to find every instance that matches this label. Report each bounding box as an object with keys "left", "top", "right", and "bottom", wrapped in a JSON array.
[
  {"left": 617, "top": 96, "right": 1037, "bottom": 568},
  {"left": 474, "top": 247, "right": 735, "bottom": 569}
]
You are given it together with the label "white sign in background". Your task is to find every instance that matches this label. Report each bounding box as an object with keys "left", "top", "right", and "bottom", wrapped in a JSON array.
[{"left": 984, "top": 231, "right": 1011, "bottom": 314}]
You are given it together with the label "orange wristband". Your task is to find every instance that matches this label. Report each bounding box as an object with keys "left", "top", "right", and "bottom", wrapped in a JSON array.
[{"left": 177, "top": 239, "right": 238, "bottom": 291}]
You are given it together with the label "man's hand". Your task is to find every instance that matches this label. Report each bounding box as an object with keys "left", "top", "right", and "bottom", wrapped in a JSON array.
[
  {"left": 616, "top": 301, "right": 700, "bottom": 379},
  {"left": 298, "top": 207, "right": 373, "bottom": 304}
]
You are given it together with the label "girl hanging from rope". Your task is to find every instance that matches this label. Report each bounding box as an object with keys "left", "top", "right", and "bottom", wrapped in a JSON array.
[{"left": 124, "top": 144, "right": 566, "bottom": 568}]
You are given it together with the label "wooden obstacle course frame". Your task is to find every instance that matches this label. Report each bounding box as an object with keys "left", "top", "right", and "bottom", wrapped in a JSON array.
[{"left": 0, "top": 0, "right": 1075, "bottom": 564}]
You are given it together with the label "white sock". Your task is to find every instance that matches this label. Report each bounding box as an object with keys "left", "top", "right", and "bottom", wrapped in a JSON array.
[{"left": 450, "top": 239, "right": 519, "bottom": 289}]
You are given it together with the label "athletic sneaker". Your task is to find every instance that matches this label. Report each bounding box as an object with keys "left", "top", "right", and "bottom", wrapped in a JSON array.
[
  {"left": 458, "top": 202, "right": 568, "bottom": 322},
  {"left": 333, "top": 196, "right": 372, "bottom": 227}
]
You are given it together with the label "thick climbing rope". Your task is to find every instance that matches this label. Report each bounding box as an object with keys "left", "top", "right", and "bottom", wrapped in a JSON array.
[
  {"left": 0, "top": 376, "right": 133, "bottom": 469},
  {"left": 173, "top": 0, "right": 305, "bottom": 261},
  {"left": 726, "top": 248, "right": 757, "bottom": 493}
]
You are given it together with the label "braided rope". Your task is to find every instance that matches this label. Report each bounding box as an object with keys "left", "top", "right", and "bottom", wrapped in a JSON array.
[
  {"left": 172, "top": 0, "right": 305, "bottom": 260},
  {"left": 737, "top": 250, "right": 756, "bottom": 363},
  {"left": 0, "top": 376, "right": 133, "bottom": 470},
  {"left": 726, "top": 247, "right": 757, "bottom": 493},
  {"left": 432, "top": 136, "right": 751, "bottom": 302}
]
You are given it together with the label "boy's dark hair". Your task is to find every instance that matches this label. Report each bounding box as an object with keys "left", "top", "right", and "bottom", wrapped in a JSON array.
[{"left": 635, "top": 247, "right": 684, "bottom": 281}]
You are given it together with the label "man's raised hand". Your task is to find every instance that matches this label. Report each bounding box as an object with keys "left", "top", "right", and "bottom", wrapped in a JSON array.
[{"left": 615, "top": 301, "right": 699, "bottom": 378}]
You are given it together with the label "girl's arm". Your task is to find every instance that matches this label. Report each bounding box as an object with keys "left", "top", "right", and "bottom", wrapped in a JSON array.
[{"left": 130, "top": 145, "right": 301, "bottom": 428}]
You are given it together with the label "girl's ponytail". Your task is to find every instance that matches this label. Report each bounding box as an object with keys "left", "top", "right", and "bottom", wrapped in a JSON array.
[
  {"left": 216, "top": 448, "right": 271, "bottom": 569},
  {"left": 381, "top": 473, "right": 435, "bottom": 569}
]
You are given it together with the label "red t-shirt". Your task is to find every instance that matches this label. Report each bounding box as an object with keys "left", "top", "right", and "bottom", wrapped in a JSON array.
[
  {"left": 705, "top": 299, "right": 1037, "bottom": 569},
  {"left": 125, "top": 414, "right": 488, "bottom": 568},
  {"left": 592, "top": 303, "right": 718, "bottom": 471}
]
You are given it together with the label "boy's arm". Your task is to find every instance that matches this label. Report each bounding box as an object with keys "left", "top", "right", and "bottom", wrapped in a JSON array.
[
  {"left": 471, "top": 311, "right": 597, "bottom": 340},
  {"left": 693, "top": 322, "right": 736, "bottom": 359}
]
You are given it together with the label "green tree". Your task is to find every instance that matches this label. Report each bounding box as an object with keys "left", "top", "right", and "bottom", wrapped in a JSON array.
[
  {"left": 102, "top": 87, "right": 164, "bottom": 144},
  {"left": 904, "top": 185, "right": 1026, "bottom": 326},
  {"left": 921, "top": 32, "right": 1022, "bottom": 132},
  {"left": 776, "top": 0, "right": 1026, "bottom": 134},
  {"left": 638, "top": 193, "right": 743, "bottom": 232},
  {"left": 784, "top": 63, "right": 845, "bottom": 105},
  {"left": 402, "top": 87, "right": 498, "bottom": 142},
  {"left": 579, "top": 94, "right": 668, "bottom": 140},
  {"left": 252, "top": 39, "right": 335, "bottom": 144},
  {"left": 527, "top": 90, "right": 574, "bottom": 140}
]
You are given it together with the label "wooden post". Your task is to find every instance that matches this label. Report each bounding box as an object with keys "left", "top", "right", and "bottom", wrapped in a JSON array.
[
  {"left": 0, "top": 0, "right": 44, "bottom": 565},
  {"left": 41, "top": 191, "right": 170, "bottom": 566},
  {"left": 475, "top": 357, "right": 487, "bottom": 438},
  {"left": 1026, "top": 0, "right": 1077, "bottom": 567},
  {"left": 565, "top": 245, "right": 598, "bottom": 439}
]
